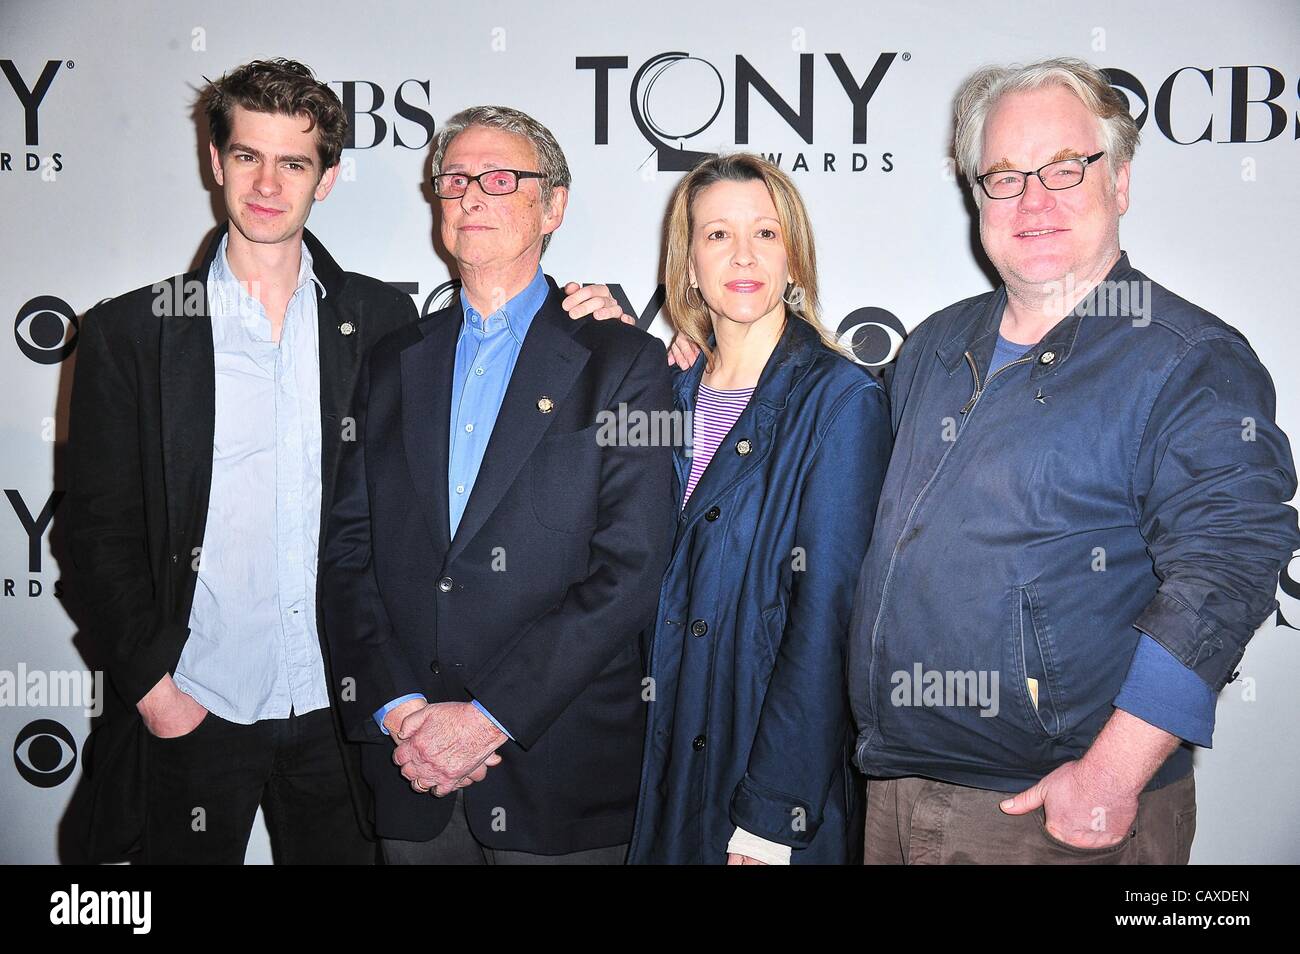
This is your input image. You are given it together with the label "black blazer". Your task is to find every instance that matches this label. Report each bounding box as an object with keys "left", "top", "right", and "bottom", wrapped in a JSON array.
[
  {"left": 66, "top": 225, "right": 418, "bottom": 857},
  {"left": 320, "top": 277, "right": 676, "bottom": 852}
]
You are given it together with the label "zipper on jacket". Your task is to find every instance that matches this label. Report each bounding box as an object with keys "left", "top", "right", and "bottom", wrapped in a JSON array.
[
  {"left": 861, "top": 344, "right": 1034, "bottom": 737},
  {"left": 958, "top": 349, "right": 1033, "bottom": 427}
]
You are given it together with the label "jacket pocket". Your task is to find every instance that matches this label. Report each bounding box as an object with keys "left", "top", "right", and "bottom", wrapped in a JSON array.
[
  {"left": 1012, "top": 583, "right": 1064, "bottom": 738},
  {"left": 530, "top": 424, "right": 602, "bottom": 532},
  {"left": 756, "top": 603, "right": 785, "bottom": 670}
]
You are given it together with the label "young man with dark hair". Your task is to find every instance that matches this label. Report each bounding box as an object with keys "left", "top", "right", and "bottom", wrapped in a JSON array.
[{"left": 67, "top": 58, "right": 409, "bottom": 864}]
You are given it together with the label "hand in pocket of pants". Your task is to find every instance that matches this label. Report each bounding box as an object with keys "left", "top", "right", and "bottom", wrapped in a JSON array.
[
  {"left": 999, "top": 758, "right": 1138, "bottom": 850},
  {"left": 137, "top": 673, "right": 209, "bottom": 739},
  {"left": 999, "top": 709, "right": 1182, "bottom": 850}
]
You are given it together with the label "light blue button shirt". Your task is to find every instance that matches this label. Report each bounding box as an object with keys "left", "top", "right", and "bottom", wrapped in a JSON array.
[
  {"left": 175, "top": 234, "right": 329, "bottom": 724},
  {"left": 447, "top": 266, "right": 549, "bottom": 536},
  {"left": 373, "top": 267, "right": 550, "bottom": 739}
]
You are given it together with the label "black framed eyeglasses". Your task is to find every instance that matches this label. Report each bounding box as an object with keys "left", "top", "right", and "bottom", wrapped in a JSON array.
[
  {"left": 431, "top": 168, "right": 546, "bottom": 199},
  {"left": 974, "top": 151, "right": 1105, "bottom": 200}
]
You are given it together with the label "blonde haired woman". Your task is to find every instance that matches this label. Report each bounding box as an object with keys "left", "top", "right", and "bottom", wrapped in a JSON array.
[{"left": 627, "top": 154, "right": 891, "bottom": 864}]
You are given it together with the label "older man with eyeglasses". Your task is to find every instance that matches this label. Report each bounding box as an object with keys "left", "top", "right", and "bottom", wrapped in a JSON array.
[
  {"left": 846, "top": 57, "right": 1299, "bottom": 864},
  {"left": 321, "top": 105, "right": 675, "bottom": 864}
]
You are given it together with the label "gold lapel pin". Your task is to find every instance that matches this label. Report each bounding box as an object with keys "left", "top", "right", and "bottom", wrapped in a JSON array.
[
  {"left": 736, "top": 438, "right": 752, "bottom": 456},
  {"left": 339, "top": 321, "right": 355, "bottom": 336},
  {"left": 537, "top": 396, "right": 554, "bottom": 414}
]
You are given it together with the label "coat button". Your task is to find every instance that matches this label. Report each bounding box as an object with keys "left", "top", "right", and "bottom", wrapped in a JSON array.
[
  {"left": 1039, "top": 350, "right": 1056, "bottom": 365},
  {"left": 170, "top": 553, "right": 179, "bottom": 564},
  {"left": 692, "top": 735, "right": 706, "bottom": 751},
  {"left": 429, "top": 660, "right": 441, "bottom": 675},
  {"left": 735, "top": 438, "right": 752, "bottom": 456},
  {"left": 338, "top": 321, "right": 355, "bottom": 336},
  {"left": 690, "top": 619, "right": 708, "bottom": 637},
  {"left": 437, "top": 577, "right": 454, "bottom": 593},
  {"left": 704, "top": 506, "right": 720, "bottom": 522}
]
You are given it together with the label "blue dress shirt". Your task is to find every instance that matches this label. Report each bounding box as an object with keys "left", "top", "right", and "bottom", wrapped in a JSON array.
[
  {"left": 373, "top": 267, "right": 551, "bottom": 739},
  {"left": 175, "top": 234, "right": 329, "bottom": 724}
]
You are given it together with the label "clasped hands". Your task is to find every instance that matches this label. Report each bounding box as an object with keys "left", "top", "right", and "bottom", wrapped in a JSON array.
[{"left": 385, "top": 699, "right": 507, "bottom": 797}]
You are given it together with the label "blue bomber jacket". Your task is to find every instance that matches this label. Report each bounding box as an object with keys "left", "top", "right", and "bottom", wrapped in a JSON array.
[{"left": 848, "top": 252, "right": 1300, "bottom": 792}]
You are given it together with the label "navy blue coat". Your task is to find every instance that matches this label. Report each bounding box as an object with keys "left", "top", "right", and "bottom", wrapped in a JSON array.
[{"left": 628, "top": 317, "right": 891, "bottom": 864}]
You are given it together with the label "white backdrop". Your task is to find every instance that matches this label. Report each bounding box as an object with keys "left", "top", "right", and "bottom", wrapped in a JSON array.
[{"left": 2, "top": 0, "right": 1297, "bottom": 863}]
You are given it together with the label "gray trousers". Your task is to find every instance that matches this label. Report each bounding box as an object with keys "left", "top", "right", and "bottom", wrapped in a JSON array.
[
  {"left": 381, "top": 789, "right": 628, "bottom": 865},
  {"left": 864, "top": 771, "right": 1196, "bottom": 864}
]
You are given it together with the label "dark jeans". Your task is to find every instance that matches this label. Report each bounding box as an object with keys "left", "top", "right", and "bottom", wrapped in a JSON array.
[
  {"left": 864, "top": 771, "right": 1197, "bottom": 864},
  {"left": 143, "top": 706, "right": 374, "bottom": 865},
  {"left": 381, "top": 789, "right": 627, "bottom": 865}
]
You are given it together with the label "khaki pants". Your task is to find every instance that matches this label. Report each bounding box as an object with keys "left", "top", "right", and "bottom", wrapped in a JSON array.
[{"left": 864, "top": 771, "right": 1196, "bottom": 864}]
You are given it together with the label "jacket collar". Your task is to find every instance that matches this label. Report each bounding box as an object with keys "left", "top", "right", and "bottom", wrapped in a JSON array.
[
  {"left": 673, "top": 311, "right": 823, "bottom": 411},
  {"left": 935, "top": 251, "right": 1137, "bottom": 380},
  {"left": 671, "top": 315, "right": 823, "bottom": 525}
]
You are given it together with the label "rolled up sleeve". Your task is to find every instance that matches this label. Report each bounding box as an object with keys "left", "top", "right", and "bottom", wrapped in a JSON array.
[
  {"left": 1131, "top": 335, "right": 1300, "bottom": 692},
  {"left": 1114, "top": 635, "right": 1216, "bottom": 747}
]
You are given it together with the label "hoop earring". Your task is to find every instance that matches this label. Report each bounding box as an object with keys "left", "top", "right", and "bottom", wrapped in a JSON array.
[
  {"left": 685, "top": 284, "right": 705, "bottom": 308},
  {"left": 782, "top": 282, "right": 805, "bottom": 309}
]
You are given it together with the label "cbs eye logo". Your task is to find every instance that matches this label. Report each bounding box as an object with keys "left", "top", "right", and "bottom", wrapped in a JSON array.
[
  {"left": 15, "top": 296, "right": 79, "bottom": 364},
  {"left": 837, "top": 308, "right": 907, "bottom": 368},
  {"left": 1277, "top": 552, "right": 1300, "bottom": 631},
  {"left": 13, "top": 719, "right": 78, "bottom": 787}
]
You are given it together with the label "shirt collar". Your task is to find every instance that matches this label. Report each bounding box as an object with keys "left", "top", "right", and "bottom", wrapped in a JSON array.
[
  {"left": 459, "top": 266, "right": 548, "bottom": 344},
  {"left": 209, "top": 233, "right": 325, "bottom": 314},
  {"left": 298, "top": 240, "right": 326, "bottom": 299}
]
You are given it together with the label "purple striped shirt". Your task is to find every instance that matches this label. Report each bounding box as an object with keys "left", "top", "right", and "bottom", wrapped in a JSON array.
[{"left": 682, "top": 383, "right": 755, "bottom": 507}]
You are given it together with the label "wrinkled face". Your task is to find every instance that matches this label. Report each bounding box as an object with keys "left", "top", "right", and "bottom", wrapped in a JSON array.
[
  {"left": 687, "top": 178, "right": 791, "bottom": 326},
  {"left": 209, "top": 104, "right": 337, "bottom": 247},
  {"left": 976, "top": 86, "right": 1129, "bottom": 294},
  {"left": 438, "top": 125, "right": 565, "bottom": 272}
]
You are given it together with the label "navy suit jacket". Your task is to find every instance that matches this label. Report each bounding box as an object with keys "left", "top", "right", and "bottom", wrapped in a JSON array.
[{"left": 321, "top": 276, "right": 676, "bottom": 851}]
